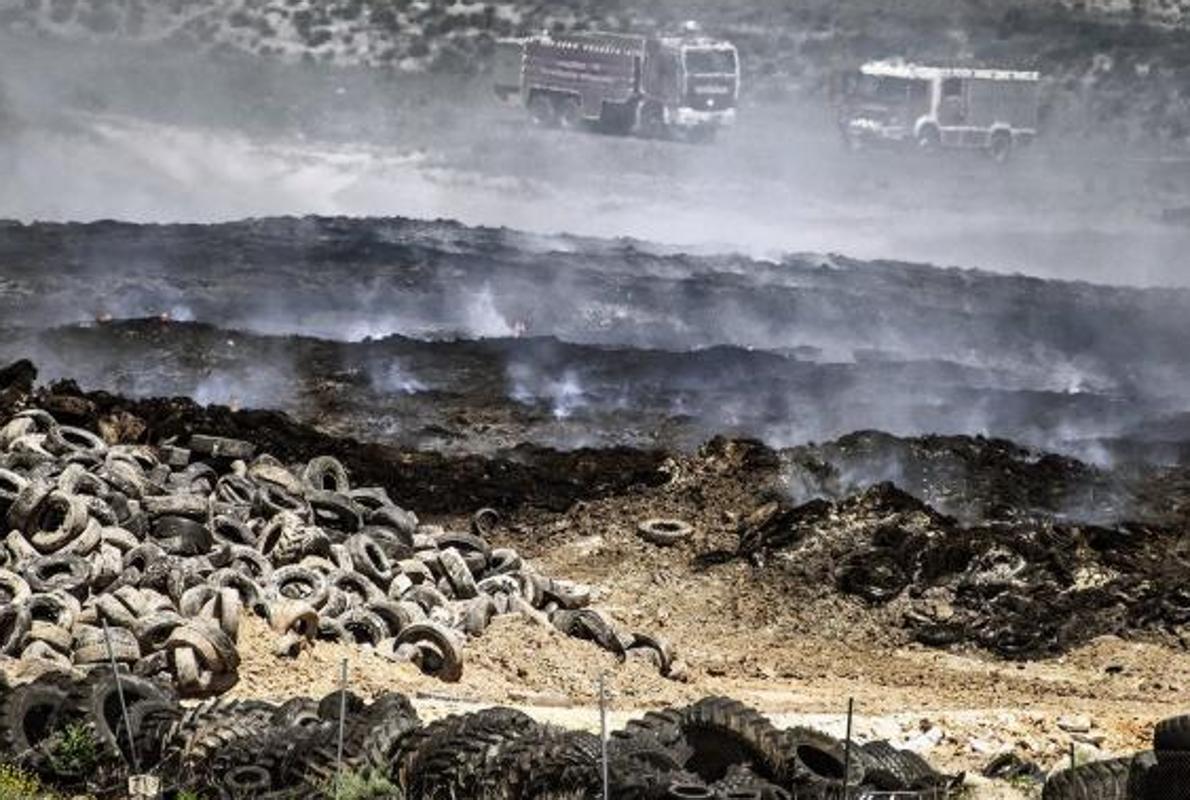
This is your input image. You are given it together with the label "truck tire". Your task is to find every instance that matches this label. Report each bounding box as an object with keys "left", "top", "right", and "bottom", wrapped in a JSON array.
[
  {"left": 989, "top": 131, "right": 1013, "bottom": 163},
  {"left": 917, "top": 124, "right": 941, "bottom": 154},
  {"left": 1129, "top": 751, "right": 1156, "bottom": 798},
  {"left": 783, "top": 727, "right": 866, "bottom": 787},
  {"left": 599, "top": 100, "right": 638, "bottom": 136},
  {"left": 529, "top": 93, "right": 558, "bottom": 128},
  {"left": 1134, "top": 754, "right": 1190, "bottom": 799},
  {"left": 1154, "top": 715, "right": 1190, "bottom": 752},
  {"left": 639, "top": 102, "right": 668, "bottom": 139},
  {"left": 0, "top": 677, "right": 70, "bottom": 762},
  {"left": 556, "top": 96, "right": 583, "bottom": 130},
  {"left": 861, "top": 741, "right": 921, "bottom": 790},
  {"left": 1041, "top": 757, "right": 1130, "bottom": 800},
  {"left": 679, "top": 697, "right": 786, "bottom": 783}
]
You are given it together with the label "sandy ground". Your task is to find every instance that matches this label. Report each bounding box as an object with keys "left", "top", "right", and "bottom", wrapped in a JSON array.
[{"left": 215, "top": 466, "right": 1189, "bottom": 797}]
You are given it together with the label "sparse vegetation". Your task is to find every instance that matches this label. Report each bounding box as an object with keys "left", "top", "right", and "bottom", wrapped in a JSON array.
[
  {"left": 322, "top": 770, "right": 403, "bottom": 800},
  {"left": 0, "top": 763, "right": 91, "bottom": 800},
  {"left": 42, "top": 724, "right": 99, "bottom": 780},
  {"left": 0, "top": 763, "right": 45, "bottom": 799}
]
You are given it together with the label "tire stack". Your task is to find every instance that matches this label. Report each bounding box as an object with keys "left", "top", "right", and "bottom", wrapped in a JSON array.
[
  {"left": 607, "top": 696, "right": 956, "bottom": 799},
  {"left": 1126, "top": 715, "right": 1190, "bottom": 800},
  {"left": 0, "top": 407, "right": 674, "bottom": 696},
  {"left": 1041, "top": 715, "right": 1190, "bottom": 800},
  {"left": 0, "top": 676, "right": 956, "bottom": 799},
  {"left": 0, "top": 667, "right": 425, "bottom": 795}
]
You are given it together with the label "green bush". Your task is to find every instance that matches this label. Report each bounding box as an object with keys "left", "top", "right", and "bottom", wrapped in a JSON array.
[
  {"left": 323, "top": 770, "right": 403, "bottom": 800},
  {"left": 42, "top": 724, "right": 99, "bottom": 780}
]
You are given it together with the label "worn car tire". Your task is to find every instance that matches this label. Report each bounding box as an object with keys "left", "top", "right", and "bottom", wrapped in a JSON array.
[
  {"left": 66, "top": 672, "right": 174, "bottom": 763},
  {"left": 307, "top": 490, "right": 362, "bottom": 534},
  {"left": 338, "top": 608, "right": 389, "bottom": 647},
  {"left": 0, "top": 568, "right": 31, "bottom": 605},
  {"left": 638, "top": 519, "right": 694, "bottom": 546},
  {"left": 783, "top": 726, "right": 866, "bottom": 788},
  {"left": 439, "top": 547, "right": 479, "bottom": 600},
  {"left": 74, "top": 625, "right": 141, "bottom": 665},
  {"left": 272, "top": 565, "right": 330, "bottom": 609},
  {"left": 150, "top": 515, "right": 213, "bottom": 557},
  {"left": 346, "top": 532, "right": 393, "bottom": 589},
  {"left": 0, "top": 675, "right": 70, "bottom": 760},
  {"left": 302, "top": 456, "right": 350, "bottom": 494},
  {"left": 24, "top": 553, "right": 91, "bottom": 599},
  {"left": 0, "top": 604, "right": 31, "bottom": 656},
  {"left": 396, "top": 622, "right": 464, "bottom": 682}
]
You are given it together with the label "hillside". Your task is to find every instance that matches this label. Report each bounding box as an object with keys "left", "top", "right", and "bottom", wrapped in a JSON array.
[{"left": 4, "top": 0, "right": 1190, "bottom": 148}]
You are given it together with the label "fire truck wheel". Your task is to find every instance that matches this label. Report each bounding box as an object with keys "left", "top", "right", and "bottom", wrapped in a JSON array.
[
  {"left": 916, "top": 125, "right": 941, "bottom": 154},
  {"left": 989, "top": 131, "right": 1013, "bottom": 163},
  {"left": 639, "top": 102, "right": 668, "bottom": 139},
  {"left": 528, "top": 94, "right": 558, "bottom": 128},
  {"left": 557, "top": 97, "right": 582, "bottom": 130}
]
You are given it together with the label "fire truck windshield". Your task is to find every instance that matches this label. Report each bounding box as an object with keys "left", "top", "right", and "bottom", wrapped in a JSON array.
[
  {"left": 853, "top": 74, "right": 926, "bottom": 104},
  {"left": 684, "top": 48, "right": 737, "bottom": 75}
]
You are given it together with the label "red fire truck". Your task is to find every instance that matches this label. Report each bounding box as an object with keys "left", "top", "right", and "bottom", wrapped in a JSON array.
[{"left": 493, "top": 25, "right": 739, "bottom": 142}]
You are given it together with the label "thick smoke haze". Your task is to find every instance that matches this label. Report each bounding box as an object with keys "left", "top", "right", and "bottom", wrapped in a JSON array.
[
  {"left": 3, "top": 33, "right": 1190, "bottom": 287},
  {"left": 2, "top": 27, "right": 1190, "bottom": 476},
  {"left": 1, "top": 213, "right": 1188, "bottom": 468}
]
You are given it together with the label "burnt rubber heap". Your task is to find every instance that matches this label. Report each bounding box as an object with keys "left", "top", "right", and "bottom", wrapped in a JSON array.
[
  {"left": 3, "top": 216, "right": 1190, "bottom": 459},
  {"left": 2, "top": 361, "right": 1190, "bottom": 665},
  {"left": 716, "top": 478, "right": 1190, "bottom": 660},
  {"left": 0, "top": 358, "right": 667, "bottom": 514},
  {"left": 0, "top": 671, "right": 960, "bottom": 798}
]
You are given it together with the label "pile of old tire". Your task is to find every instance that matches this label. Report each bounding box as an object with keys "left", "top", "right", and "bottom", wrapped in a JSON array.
[
  {"left": 606, "top": 696, "right": 957, "bottom": 797},
  {"left": 0, "top": 668, "right": 179, "bottom": 791},
  {"left": 0, "top": 673, "right": 958, "bottom": 799},
  {"left": 0, "top": 408, "right": 673, "bottom": 695},
  {"left": 1042, "top": 712, "right": 1190, "bottom": 800},
  {"left": 1112, "top": 713, "right": 1190, "bottom": 800},
  {"left": 0, "top": 667, "right": 424, "bottom": 796},
  {"left": 1040, "top": 756, "right": 1129, "bottom": 800}
]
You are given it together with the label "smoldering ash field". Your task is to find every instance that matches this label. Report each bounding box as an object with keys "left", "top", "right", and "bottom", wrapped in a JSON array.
[{"left": 2, "top": 1, "right": 1190, "bottom": 799}]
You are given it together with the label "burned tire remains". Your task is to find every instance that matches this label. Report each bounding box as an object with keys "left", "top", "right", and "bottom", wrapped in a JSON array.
[{"left": 732, "top": 478, "right": 1190, "bottom": 661}]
